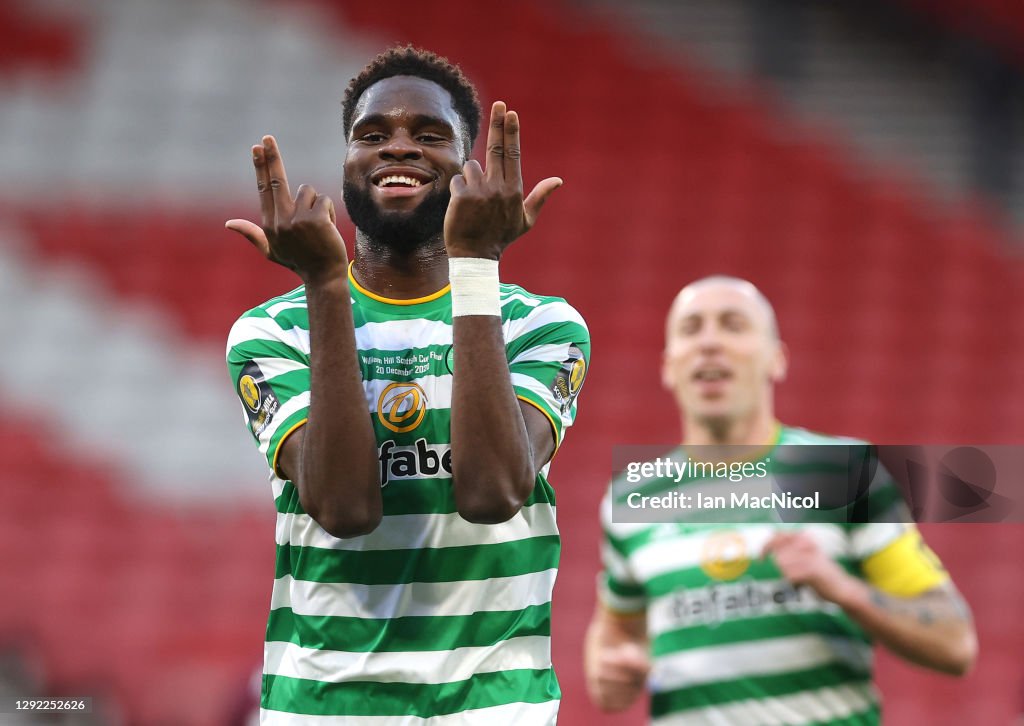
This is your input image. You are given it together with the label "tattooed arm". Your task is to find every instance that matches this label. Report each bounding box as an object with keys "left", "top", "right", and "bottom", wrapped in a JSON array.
[
  {"left": 765, "top": 531, "right": 978, "bottom": 676},
  {"left": 841, "top": 581, "right": 976, "bottom": 675}
]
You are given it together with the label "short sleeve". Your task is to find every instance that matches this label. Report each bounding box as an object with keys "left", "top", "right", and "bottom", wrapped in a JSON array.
[
  {"left": 226, "top": 309, "right": 311, "bottom": 478},
  {"left": 597, "top": 489, "right": 648, "bottom": 615},
  {"left": 504, "top": 297, "right": 590, "bottom": 451},
  {"left": 848, "top": 460, "right": 950, "bottom": 597}
]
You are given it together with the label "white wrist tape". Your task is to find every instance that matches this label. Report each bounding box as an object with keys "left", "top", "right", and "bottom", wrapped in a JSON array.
[{"left": 449, "top": 258, "right": 500, "bottom": 317}]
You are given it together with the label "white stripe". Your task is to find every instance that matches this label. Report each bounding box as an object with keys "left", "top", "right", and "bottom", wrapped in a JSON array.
[
  {"left": 354, "top": 319, "right": 453, "bottom": 351},
  {"left": 276, "top": 503, "right": 558, "bottom": 551},
  {"left": 258, "top": 393, "right": 311, "bottom": 456},
  {"left": 261, "top": 699, "right": 558, "bottom": 725},
  {"left": 600, "top": 541, "right": 638, "bottom": 584},
  {"left": 253, "top": 356, "right": 307, "bottom": 379},
  {"left": 266, "top": 299, "right": 308, "bottom": 317},
  {"left": 651, "top": 683, "right": 876, "bottom": 726},
  {"left": 851, "top": 521, "right": 908, "bottom": 560},
  {"left": 510, "top": 374, "right": 555, "bottom": 409},
  {"left": 509, "top": 342, "right": 571, "bottom": 366},
  {"left": 651, "top": 634, "right": 873, "bottom": 692},
  {"left": 507, "top": 300, "right": 587, "bottom": 339},
  {"left": 227, "top": 316, "right": 310, "bottom": 355},
  {"left": 630, "top": 524, "right": 849, "bottom": 583},
  {"left": 364, "top": 374, "right": 452, "bottom": 412},
  {"left": 500, "top": 291, "right": 542, "bottom": 308},
  {"left": 270, "top": 569, "right": 557, "bottom": 620},
  {"left": 264, "top": 635, "right": 550, "bottom": 685}
]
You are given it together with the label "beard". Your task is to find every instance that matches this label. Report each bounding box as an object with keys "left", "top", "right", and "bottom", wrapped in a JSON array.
[{"left": 343, "top": 180, "right": 450, "bottom": 254}]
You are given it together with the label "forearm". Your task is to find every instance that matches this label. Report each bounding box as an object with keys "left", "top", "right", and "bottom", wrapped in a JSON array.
[
  {"left": 299, "top": 276, "right": 381, "bottom": 537},
  {"left": 450, "top": 315, "right": 534, "bottom": 523},
  {"left": 834, "top": 578, "right": 977, "bottom": 675}
]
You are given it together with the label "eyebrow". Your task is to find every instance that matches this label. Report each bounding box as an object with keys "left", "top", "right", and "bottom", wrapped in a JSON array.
[{"left": 351, "top": 113, "right": 456, "bottom": 134}]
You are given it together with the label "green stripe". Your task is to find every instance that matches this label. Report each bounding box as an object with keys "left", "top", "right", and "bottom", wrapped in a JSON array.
[
  {"left": 267, "top": 307, "right": 310, "bottom": 330},
  {"left": 645, "top": 558, "right": 857, "bottom": 597},
  {"left": 274, "top": 477, "right": 555, "bottom": 516},
  {"left": 265, "top": 407, "right": 310, "bottom": 470},
  {"left": 267, "top": 604, "right": 550, "bottom": 653},
  {"left": 605, "top": 573, "right": 646, "bottom": 599},
  {"left": 505, "top": 321, "right": 589, "bottom": 360},
  {"left": 262, "top": 668, "right": 559, "bottom": 717},
  {"left": 515, "top": 388, "right": 562, "bottom": 439},
  {"left": 228, "top": 339, "right": 308, "bottom": 366},
  {"left": 274, "top": 535, "right": 560, "bottom": 584},
  {"left": 651, "top": 668, "right": 874, "bottom": 717},
  {"left": 651, "top": 612, "right": 869, "bottom": 656},
  {"left": 265, "top": 368, "right": 310, "bottom": 395}
]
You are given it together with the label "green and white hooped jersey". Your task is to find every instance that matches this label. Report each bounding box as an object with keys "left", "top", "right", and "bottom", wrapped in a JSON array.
[
  {"left": 227, "top": 272, "right": 589, "bottom": 725},
  {"left": 600, "top": 426, "right": 914, "bottom": 726}
]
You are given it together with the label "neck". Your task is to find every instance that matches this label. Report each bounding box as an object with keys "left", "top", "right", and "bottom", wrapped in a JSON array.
[
  {"left": 351, "top": 231, "right": 449, "bottom": 299},
  {"left": 683, "top": 409, "right": 779, "bottom": 447}
]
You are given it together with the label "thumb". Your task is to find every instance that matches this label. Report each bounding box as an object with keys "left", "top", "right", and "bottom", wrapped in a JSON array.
[
  {"left": 225, "top": 219, "right": 271, "bottom": 256},
  {"left": 523, "top": 176, "right": 563, "bottom": 226}
]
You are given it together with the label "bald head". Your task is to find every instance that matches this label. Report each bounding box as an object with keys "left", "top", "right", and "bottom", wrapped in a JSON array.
[
  {"left": 661, "top": 275, "right": 788, "bottom": 437},
  {"left": 667, "top": 275, "right": 780, "bottom": 342}
]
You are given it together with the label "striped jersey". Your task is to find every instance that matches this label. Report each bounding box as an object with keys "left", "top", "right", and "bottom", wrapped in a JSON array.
[
  {"left": 600, "top": 426, "right": 922, "bottom": 726},
  {"left": 226, "top": 270, "right": 589, "bottom": 725}
]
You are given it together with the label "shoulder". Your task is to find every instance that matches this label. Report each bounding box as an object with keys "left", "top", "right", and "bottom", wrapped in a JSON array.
[
  {"left": 500, "top": 283, "right": 588, "bottom": 335},
  {"left": 226, "top": 286, "right": 309, "bottom": 358},
  {"left": 780, "top": 425, "right": 869, "bottom": 447}
]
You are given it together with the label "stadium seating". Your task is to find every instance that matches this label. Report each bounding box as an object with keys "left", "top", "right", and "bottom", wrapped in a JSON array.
[{"left": 1, "top": 0, "right": 1022, "bottom": 724}]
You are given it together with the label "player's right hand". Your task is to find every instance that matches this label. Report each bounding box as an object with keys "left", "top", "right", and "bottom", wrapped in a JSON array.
[
  {"left": 587, "top": 641, "right": 651, "bottom": 712},
  {"left": 226, "top": 135, "right": 349, "bottom": 285}
]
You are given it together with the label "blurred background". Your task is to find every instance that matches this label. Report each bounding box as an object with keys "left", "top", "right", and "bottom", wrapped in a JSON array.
[{"left": 1, "top": 0, "right": 1022, "bottom": 723}]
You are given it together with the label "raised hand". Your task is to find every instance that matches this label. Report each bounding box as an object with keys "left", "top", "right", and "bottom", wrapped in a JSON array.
[
  {"left": 763, "top": 531, "right": 855, "bottom": 604},
  {"left": 226, "top": 136, "right": 349, "bottom": 285},
  {"left": 443, "top": 101, "right": 562, "bottom": 260}
]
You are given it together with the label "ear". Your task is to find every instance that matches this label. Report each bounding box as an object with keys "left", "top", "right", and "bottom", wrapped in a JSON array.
[
  {"left": 769, "top": 341, "right": 789, "bottom": 384},
  {"left": 660, "top": 349, "right": 674, "bottom": 391}
]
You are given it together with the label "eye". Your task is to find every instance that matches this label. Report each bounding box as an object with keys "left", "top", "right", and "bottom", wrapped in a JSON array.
[
  {"left": 679, "top": 318, "right": 700, "bottom": 336},
  {"left": 417, "top": 133, "right": 446, "bottom": 143},
  {"left": 722, "top": 315, "right": 749, "bottom": 332},
  {"left": 358, "top": 132, "right": 386, "bottom": 143}
]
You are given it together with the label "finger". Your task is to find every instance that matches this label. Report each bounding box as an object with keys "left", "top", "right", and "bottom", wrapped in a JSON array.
[
  {"left": 313, "top": 194, "right": 337, "bottom": 225},
  {"left": 449, "top": 173, "right": 467, "bottom": 195},
  {"left": 295, "top": 183, "right": 317, "bottom": 211},
  {"left": 313, "top": 194, "right": 336, "bottom": 225},
  {"left": 253, "top": 145, "right": 274, "bottom": 229},
  {"left": 503, "top": 109, "right": 522, "bottom": 190},
  {"left": 523, "top": 176, "right": 563, "bottom": 227},
  {"left": 262, "top": 135, "right": 294, "bottom": 224},
  {"left": 484, "top": 101, "right": 507, "bottom": 181},
  {"left": 225, "top": 219, "right": 271, "bottom": 257},
  {"left": 461, "top": 160, "right": 484, "bottom": 187}
]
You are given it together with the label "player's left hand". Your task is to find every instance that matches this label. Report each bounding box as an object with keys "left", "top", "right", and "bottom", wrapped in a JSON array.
[
  {"left": 443, "top": 101, "right": 562, "bottom": 260},
  {"left": 763, "top": 531, "right": 856, "bottom": 605}
]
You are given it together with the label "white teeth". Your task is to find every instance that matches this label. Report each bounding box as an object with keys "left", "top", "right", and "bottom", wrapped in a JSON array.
[
  {"left": 696, "top": 369, "right": 728, "bottom": 381},
  {"left": 376, "top": 175, "right": 423, "bottom": 188}
]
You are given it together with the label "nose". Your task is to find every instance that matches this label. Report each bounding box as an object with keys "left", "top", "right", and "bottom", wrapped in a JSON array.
[
  {"left": 379, "top": 132, "right": 422, "bottom": 161},
  {"left": 695, "top": 323, "right": 724, "bottom": 352}
]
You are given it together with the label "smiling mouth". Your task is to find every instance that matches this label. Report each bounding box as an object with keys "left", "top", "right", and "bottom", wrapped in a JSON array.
[
  {"left": 693, "top": 368, "right": 732, "bottom": 382},
  {"left": 375, "top": 175, "right": 425, "bottom": 189}
]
